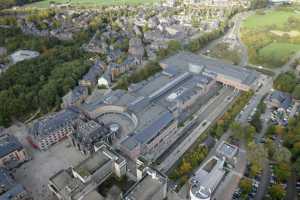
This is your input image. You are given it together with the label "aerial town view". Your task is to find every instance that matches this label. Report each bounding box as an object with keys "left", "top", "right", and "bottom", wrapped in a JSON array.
[{"left": 1, "top": 0, "right": 300, "bottom": 200}]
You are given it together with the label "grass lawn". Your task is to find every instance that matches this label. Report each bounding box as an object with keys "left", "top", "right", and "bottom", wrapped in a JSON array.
[
  {"left": 258, "top": 42, "right": 300, "bottom": 67},
  {"left": 28, "top": 0, "right": 158, "bottom": 7},
  {"left": 241, "top": 7, "right": 300, "bottom": 68},
  {"left": 242, "top": 10, "right": 300, "bottom": 30}
]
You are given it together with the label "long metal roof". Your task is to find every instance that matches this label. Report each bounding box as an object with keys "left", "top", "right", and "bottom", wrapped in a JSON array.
[
  {"left": 134, "top": 111, "right": 173, "bottom": 145},
  {"left": 160, "top": 52, "right": 258, "bottom": 86}
]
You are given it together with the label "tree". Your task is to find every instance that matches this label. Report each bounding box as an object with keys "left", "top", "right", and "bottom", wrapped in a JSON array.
[
  {"left": 250, "top": 0, "right": 268, "bottom": 9},
  {"left": 244, "top": 124, "right": 256, "bottom": 142},
  {"left": 273, "top": 72, "right": 297, "bottom": 93},
  {"left": 275, "top": 125, "right": 285, "bottom": 137},
  {"left": 266, "top": 125, "right": 276, "bottom": 136},
  {"left": 187, "top": 39, "right": 200, "bottom": 52},
  {"left": 250, "top": 111, "right": 262, "bottom": 132},
  {"left": 230, "top": 123, "right": 255, "bottom": 143},
  {"left": 239, "top": 178, "right": 252, "bottom": 195},
  {"left": 293, "top": 157, "right": 300, "bottom": 177},
  {"left": 167, "top": 40, "right": 181, "bottom": 54},
  {"left": 179, "top": 159, "right": 192, "bottom": 176},
  {"left": 292, "top": 84, "right": 300, "bottom": 100},
  {"left": 273, "top": 146, "right": 291, "bottom": 163},
  {"left": 292, "top": 141, "right": 300, "bottom": 158},
  {"left": 274, "top": 162, "right": 291, "bottom": 182},
  {"left": 247, "top": 142, "right": 268, "bottom": 176},
  {"left": 269, "top": 184, "right": 286, "bottom": 200},
  {"left": 230, "top": 122, "right": 243, "bottom": 141}
]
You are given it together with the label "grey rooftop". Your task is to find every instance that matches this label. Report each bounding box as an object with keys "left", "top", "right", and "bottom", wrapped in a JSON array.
[
  {"left": 30, "top": 107, "right": 80, "bottom": 138},
  {"left": 160, "top": 52, "right": 258, "bottom": 85},
  {"left": 123, "top": 168, "right": 167, "bottom": 200},
  {"left": 0, "top": 134, "right": 23, "bottom": 158}
]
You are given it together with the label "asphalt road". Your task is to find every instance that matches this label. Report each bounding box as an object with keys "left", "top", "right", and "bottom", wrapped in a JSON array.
[{"left": 237, "top": 75, "right": 273, "bottom": 123}]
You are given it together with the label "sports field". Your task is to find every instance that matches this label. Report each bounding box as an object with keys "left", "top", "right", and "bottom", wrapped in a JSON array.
[{"left": 28, "top": 0, "right": 158, "bottom": 7}]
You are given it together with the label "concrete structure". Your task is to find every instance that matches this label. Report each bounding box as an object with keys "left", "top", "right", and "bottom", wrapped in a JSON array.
[
  {"left": 122, "top": 167, "right": 168, "bottom": 200},
  {"left": 0, "top": 167, "right": 31, "bottom": 200},
  {"left": 48, "top": 142, "right": 127, "bottom": 200},
  {"left": 10, "top": 50, "right": 39, "bottom": 64},
  {"left": 81, "top": 52, "right": 259, "bottom": 161},
  {"left": 29, "top": 107, "right": 80, "bottom": 150},
  {"left": 70, "top": 119, "right": 119, "bottom": 155},
  {"left": 216, "top": 141, "right": 238, "bottom": 166},
  {"left": 0, "top": 134, "right": 27, "bottom": 169},
  {"left": 189, "top": 156, "right": 226, "bottom": 200},
  {"left": 160, "top": 52, "right": 259, "bottom": 92}
]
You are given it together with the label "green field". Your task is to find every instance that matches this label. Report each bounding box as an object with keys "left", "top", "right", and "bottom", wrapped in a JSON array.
[
  {"left": 241, "top": 7, "right": 300, "bottom": 68},
  {"left": 28, "top": 0, "right": 159, "bottom": 7},
  {"left": 242, "top": 10, "right": 300, "bottom": 29},
  {"left": 259, "top": 42, "right": 300, "bottom": 64}
]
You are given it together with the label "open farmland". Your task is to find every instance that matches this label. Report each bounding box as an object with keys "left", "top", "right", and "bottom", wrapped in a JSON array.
[
  {"left": 27, "top": 0, "right": 159, "bottom": 7},
  {"left": 241, "top": 7, "right": 300, "bottom": 68}
]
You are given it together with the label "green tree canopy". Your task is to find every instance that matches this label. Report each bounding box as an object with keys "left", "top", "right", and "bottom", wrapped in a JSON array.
[
  {"left": 269, "top": 184, "right": 286, "bottom": 200},
  {"left": 273, "top": 72, "right": 297, "bottom": 93}
]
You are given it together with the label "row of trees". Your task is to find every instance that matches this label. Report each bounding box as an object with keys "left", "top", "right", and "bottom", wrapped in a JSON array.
[
  {"left": 210, "top": 91, "right": 254, "bottom": 138},
  {"left": 113, "top": 61, "right": 162, "bottom": 90},
  {"left": 230, "top": 122, "right": 256, "bottom": 144},
  {"left": 250, "top": 97, "right": 266, "bottom": 132},
  {"left": 186, "top": 24, "right": 227, "bottom": 53},
  {"left": 169, "top": 145, "right": 208, "bottom": 187},
  {"left": 282, "top": 116, "right": 300, "bottom": 174},
  {"left": 249, "top": 0, "right": 268, "bottom": 9},
  {"left": 209, "top": 42, "right": 241, "bottom": 65}
]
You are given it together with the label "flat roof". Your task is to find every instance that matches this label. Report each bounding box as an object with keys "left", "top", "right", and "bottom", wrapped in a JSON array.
[
  {"left": 123, "top": 168, "right": 167, "bottom": 200},
  {"left": 134, "top": 111, "right": 173, "bottom": 145},
  {"left": 74, "top": 150, "right": 111, "bottom": 177},
  {"left": 160, "top": 52, "right": 258, "bottom": 85},
  {"left": 190, "top": 156, "right": 225, "bottom": 199},
  {"left": 84, "top": 190, "right": 105, "bottom": 200},
  {"left": 49, "top": 169, "right": 97, "bottom": 200},
  {"left": 216, "top": 141, "right": 238, "bottom": 159},
  {"left": 49, "top": 170, "right": 74, "bottom": 191},
  {"left": 121, "top": 136, "right": 139, "bottom": 151}
]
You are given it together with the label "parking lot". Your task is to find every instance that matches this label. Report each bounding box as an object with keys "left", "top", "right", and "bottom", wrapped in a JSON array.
[{"left": 8, "top": 124, "right": 86, "bottom": 200}]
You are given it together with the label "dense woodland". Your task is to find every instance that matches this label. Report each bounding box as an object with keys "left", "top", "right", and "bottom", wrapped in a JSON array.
[{"left": 0, "top": 27, "right": 93, "bottom": 126}]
